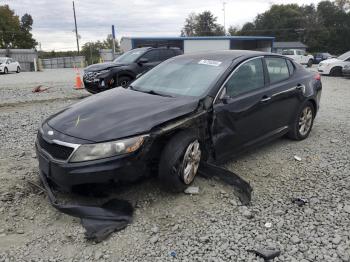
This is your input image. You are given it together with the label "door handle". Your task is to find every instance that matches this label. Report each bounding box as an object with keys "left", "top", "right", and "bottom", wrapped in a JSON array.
[{"left": 260, "top": 96, "right": 271, "bottom": 103}]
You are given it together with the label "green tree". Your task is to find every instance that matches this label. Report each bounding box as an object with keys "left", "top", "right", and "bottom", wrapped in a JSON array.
[
  {"left": 181, "top": 11, "right": 225, "bottom": 36},
  {"left": 229, "top": 1, "right": 350, "bottom": 54},
  {"left": 0, "top": 5, "right": 37, "bottom": 48},
  {"left": 103, "top": 34, "right": 120, "bottom": 52},
  {"left": 81, "top": 35, "right": 120, "bottom": 65}
]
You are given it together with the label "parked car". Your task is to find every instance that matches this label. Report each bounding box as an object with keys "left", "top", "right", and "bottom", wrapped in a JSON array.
[
  {"left": 318, "top": 51, "right": 350, "bottom": 76},
  {"left": 83, "top": 47, "right": 183, "bottom": 94},
  {"left": 314, "top": 53, "right": 333, "bottom": 64},
  {"left": 342, "top": 63, "right": 350, "bottom": 77},
  {"left": 0, "top": 57, "right": 21, "bottom": 74},
  {"left": 282, "top": 49, "right": 314, "bottom": 67},
  {"left": 36, "top": 51, "right": 322, "bottom": 192}
]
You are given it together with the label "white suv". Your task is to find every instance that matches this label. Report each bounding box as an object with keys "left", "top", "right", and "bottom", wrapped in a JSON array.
[
  {"left": 318, "top": 51, "right": 350, "bottom": 76},
  {"left": 0, "top": 57, "right": 21, "bottom": 74},
  {"left": 282, "top": 49, "right": 314, "bottom": 67}
]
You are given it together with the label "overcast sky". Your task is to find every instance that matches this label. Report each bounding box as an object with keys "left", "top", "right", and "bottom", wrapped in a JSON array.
[{"left": 3, "top": 0, "right": 321, "bottom": 51}]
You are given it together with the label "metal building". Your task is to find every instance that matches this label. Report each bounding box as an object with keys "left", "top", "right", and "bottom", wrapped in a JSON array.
[{"left": 120, "top": 36, "right": 275, "bottom": 54}]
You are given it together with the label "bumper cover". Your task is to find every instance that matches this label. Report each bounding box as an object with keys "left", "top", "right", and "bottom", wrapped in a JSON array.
[{"left": 36, "top": 142, "right": 149, "bottom": 191}]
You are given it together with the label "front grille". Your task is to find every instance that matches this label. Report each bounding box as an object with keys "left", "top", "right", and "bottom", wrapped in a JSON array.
[
  {"left": 37, "top": 133, "right": 74, "bottom": 161},
  {"left": 83, "top": 71, "right": 98, "bottom": 82}
]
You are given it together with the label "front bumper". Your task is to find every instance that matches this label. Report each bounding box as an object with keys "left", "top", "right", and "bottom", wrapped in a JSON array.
[
  {"left": 317, "top": 64, "right": 331, "bottom": 74},
  {"left": 83, "top": 72, "right": 114, "bottom": 94},
  {"left": 342, "top": 68, "right": 350, "bottom": 76},
  {"left": 36, "top": 139, "right": 150, "bottom": 191}
]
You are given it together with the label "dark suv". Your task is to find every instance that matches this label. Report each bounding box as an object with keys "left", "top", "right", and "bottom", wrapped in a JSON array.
[{"left": 83, "top": 47, "right": 183, "bottom": 94}]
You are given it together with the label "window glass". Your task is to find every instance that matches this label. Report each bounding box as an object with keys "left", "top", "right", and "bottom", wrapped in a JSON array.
[
  {"left": 282, "top": 50, "right": 294, "bottom": 55},
  {"left": 286, "top": 60, "right": 295, "bottom": 75},
  {"left": 113, "top": 48, "right": 147, "bottom": 64},
  {"left": 158, "top": 50, "right": 174, "bottom": 61},
  {"left": 225, "top": 58, "right": 264, "bottom": 97},
  {"left": 266, "top": 57, "right": 290, "bottom": 83},
  {"left": 132, "top": 58, "right": 227, "bottom": 97},
  {"left": 141, "top": 50, "right": 160, "bottom": 62}
]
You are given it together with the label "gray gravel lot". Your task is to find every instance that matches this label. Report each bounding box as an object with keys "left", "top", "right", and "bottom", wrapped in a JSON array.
[{"left": 0, "top": 69, "right": 349, "bottom": 261}]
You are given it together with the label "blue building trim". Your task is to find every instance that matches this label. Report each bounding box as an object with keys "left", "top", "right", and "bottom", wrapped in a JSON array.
[{"left": 125, "top": 36, "right": 275, "bottom": 41}]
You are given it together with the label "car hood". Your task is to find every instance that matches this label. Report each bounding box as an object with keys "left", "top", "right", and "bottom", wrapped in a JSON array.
[
  {"left": 320, "top": 58, "right": 340, "bottom": 64},
  {"left": 84, "top": 62, "right": 127, "bottom": 72},
  {"left": 47, "top": 88, "right": 200, "bottom": 142}
]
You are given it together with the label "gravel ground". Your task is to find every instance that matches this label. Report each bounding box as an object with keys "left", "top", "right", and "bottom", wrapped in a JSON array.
[{"left": 0, "top": 69, "right": 349, "bottom": 261}]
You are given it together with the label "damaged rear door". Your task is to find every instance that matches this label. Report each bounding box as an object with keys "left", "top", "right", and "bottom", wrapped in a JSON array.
[{"left": 211, "top": 57, "right": 270, "bottom": 161}]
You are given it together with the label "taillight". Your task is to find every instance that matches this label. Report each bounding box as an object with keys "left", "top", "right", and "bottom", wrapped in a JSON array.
[{"left": 314, "top": 73, "right": 321, "bottom": 81}]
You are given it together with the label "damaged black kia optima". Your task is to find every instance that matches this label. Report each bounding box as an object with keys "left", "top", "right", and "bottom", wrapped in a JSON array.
[{"left": 36, "top": 50, "right": 322, "bottom": 192}]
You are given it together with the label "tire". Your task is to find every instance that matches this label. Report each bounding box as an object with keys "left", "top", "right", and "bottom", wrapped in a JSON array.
[
  {"left": 307, "top": 59, "right": 313, "bottom": 68},
  {"left": 158, "top": 131, "right": 202, "bottom": 192},
  {"left": 16, "top": 67, "right": 20, "bottom": 73},
  {"left": 330, "top": 67, "right": 342, "bottom": 77},
  {"left": 117, "top": 76, "right": 132, "bottom": 88},
  {"left": 288, "top": 101, "right": 315, "bottom": 141},
  {"left": 3, "top": 67, "right": 8, "bottom": 74}
]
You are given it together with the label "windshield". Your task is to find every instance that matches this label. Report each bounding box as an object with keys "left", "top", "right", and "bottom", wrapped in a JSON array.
[
  {"left": 131, "top": 58, "right": 228, "bottom": 97},
  {"left": 0, "top": 58, "right": 6, "bottom": 64},
  {"left": 113, "top": 49, "right": 147, "bottom": 64},
  {"left": 337, "top": 51, "right": 350, "bottom": 60}
]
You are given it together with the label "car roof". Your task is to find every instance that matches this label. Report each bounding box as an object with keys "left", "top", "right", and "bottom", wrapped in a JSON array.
[{"left": 173, "top": 50, "right": 280, "bottom": 63}]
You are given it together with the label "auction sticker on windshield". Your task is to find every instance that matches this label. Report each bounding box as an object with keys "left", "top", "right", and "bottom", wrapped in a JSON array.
[{"left": 198, "top": 60, "right": 222, "bottom": 67}]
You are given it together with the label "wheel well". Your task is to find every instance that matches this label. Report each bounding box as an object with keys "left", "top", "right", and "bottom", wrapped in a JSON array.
[
  {"left": 331, "top": 66, "right": 342, "bottom": 72},
  {"left": 307, "top": 99, "right": 317, "bottom": 115}
]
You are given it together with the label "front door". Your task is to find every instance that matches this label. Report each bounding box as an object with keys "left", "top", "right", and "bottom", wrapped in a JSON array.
[
  {"left": 137, "top": 50, "right": 162, "bottom": 74},
  {"left": 211, "top": 57, "right": 270, "bottom": 160}
]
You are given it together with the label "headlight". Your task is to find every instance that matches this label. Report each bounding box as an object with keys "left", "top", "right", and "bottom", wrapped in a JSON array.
[
  {"left": 69, "top": 135, "right": 146, "bottom": 162},
  {"left": 96, "top": 69, "right": 110, "bottom": 76}
]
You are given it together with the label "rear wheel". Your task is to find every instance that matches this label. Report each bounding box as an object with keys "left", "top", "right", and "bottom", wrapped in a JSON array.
[
  {"left": 16, "top": 67, "right": 20, "bottom": 73},
  {"left": 158, "top": 131, "right": 201, "bottom": 192},
  {"left": 288, "top": 101, "right": 315, "bottom": 140},
  {"left": 330, "top": 67, "right": 342, "bottom": 77},
  {"left": 117, "top": 76, "right": 132, "bottom": 88}
]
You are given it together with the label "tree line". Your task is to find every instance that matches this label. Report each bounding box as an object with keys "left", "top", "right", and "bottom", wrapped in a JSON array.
[
  {"left": 0, "top": 5, "right": 37, "bottom": 49},
  {"left": 1, "top": 1, "right": 349, "bottom": 55},
  {"left": 182, "top": 0, "right": 350, "bottom": 54}
]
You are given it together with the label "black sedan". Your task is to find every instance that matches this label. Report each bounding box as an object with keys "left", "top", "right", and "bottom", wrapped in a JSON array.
[{"left": 36, "top": 51, "right": 322, "bottom": 192}]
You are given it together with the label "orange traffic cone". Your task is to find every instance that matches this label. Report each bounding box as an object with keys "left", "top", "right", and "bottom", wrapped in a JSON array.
[{"left": 74, "top": 68, "right": 83, "bottom": 90}]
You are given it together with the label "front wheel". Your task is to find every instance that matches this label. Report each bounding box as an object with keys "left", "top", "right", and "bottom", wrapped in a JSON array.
[
  {"left": 16, "top": 67, "right": 20, "bottom": 73},
  {"left": 3, "top": 67, "right": 8, "bottom": 74},
  {"left": 307, "top": 59, "right": 313, "bottom": 68},
  {"left": 158, "top": 131, "right": 202, "bottom": 192},
  {"left": 288, "top": 101, "right": 315, "bottom": 140},
  {"left": 117, "top": 76, "right": 132, "bottom": 88},
  {"left": 330, "top": 67, "right": 342, "bottom": 77}
]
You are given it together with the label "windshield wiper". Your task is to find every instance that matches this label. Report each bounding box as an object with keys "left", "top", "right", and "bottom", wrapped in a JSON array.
[{"left": 129, "top": 86, "right": 173, "bottom": 98}]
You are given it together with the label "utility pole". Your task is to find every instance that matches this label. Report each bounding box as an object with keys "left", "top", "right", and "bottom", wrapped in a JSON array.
[
  {"left": 72, "top": 1, "right": 80, "bottom": 54},
  {"left": 222, "top": 1, "right": 227, "bottom": 35},
  {"left": 112, "top": 25, "right": 116, "bottom": 58}
]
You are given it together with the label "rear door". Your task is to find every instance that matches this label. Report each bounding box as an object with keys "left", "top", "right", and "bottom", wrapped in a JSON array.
[
  {"left": 212, "top": 57, "right": 271, "bottom": 160},
  {"left": 262, "top": 57, "right": 301, "bottom": 132}
]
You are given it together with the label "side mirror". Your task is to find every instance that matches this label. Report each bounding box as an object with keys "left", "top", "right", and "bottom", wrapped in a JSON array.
[
  {"left": 219, "top": 87, "right": 231, "bottom": 104},
  {"left": 221, "top": 95, "right": 232, "bottom": 104},
  {"left": 304, "top": 53, "right": 308, "bottom": 56},
  {"left": 138, "top": 58, "right": 148, "bottom": 65}
]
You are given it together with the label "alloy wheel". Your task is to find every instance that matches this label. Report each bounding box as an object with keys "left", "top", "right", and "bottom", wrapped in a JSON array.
[
  {"left": 299, "top": 106, "right": 313, "bottom": 136},
  {"left": 181, "top": 140, "right": 201, "bottom": 185}
]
